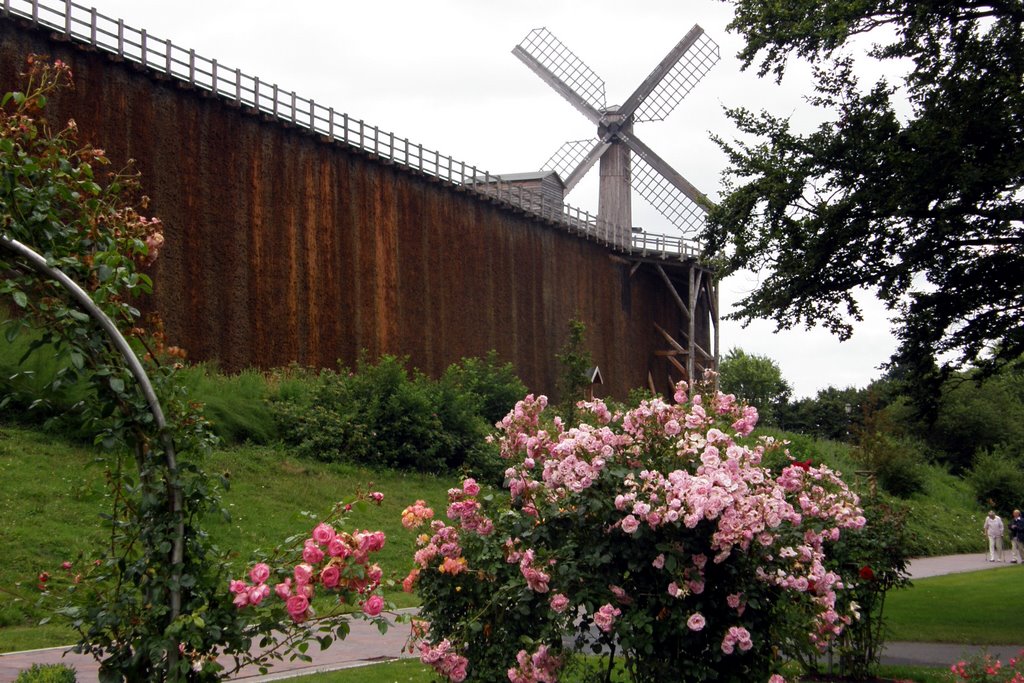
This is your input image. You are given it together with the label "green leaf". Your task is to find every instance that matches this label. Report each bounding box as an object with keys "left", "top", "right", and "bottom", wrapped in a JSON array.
[
  {"left": 109, "top": 377, "right": 125, "bottom": 394},
  {"left": 11, "top": 290, "right": 27, "bottom": 308}
]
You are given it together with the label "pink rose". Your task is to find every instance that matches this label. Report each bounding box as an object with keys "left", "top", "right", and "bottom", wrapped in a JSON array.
[
  {"left": 362, "top": 594, "right": 385, "bottom": 617},
  {"left": 286, "top": 594, "right": 310, "bottom": 623},
  {"left": 687, "top": 612, "right": 706, "bottom": 631},
  {"left": 620, "top": 515, "right": 640, "bottom": 534},
  {"left": 229, "top": 579, "right": 249, "bottom": 595},
  {"left": 549, "top": 593, "right": 570, "bottom": 613},
  {"left": 294, "top": 563, "right": 314, "bottom": 585},
  {"left": 312, "top": 522, "right": 336, "bottom": 545},
  {"left": 652, "top": 554, "right": 666, "bottom": 569},
  {"left": 232, "top": 591, "right": 250, "bottom": 608},
  {"left": 249, "top": 562, "right": 271, "bottom": 585},
  {"left": 593, "top": 604, "right": 621, "bottom": 633},
  {"left": 320, "top": 564, "right": 341, "bottom": 588},
  {"left": 248, "top": 584, "right": 268, "bottom": 606},
  {"left": 462, "top": 478, "right": 481, "bottom": 496},
  {"left": 328, "top": 536, "right": 351, "bottom": 558},
  {"left": 303, "top": 544, "right": 325, "bottom": 564},
  {"left": 274, "top": 579, "right": 292, "bottom": 600},
  {"left": 369, "top": 491, "right": 385, "bottom": 504}
]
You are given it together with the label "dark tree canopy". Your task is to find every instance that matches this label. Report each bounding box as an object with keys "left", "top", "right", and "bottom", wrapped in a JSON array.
[{"left": 705, "top": 0, "right": 1024, "bottom": 403}]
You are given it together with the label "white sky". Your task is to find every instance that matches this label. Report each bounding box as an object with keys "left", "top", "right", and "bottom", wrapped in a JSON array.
[{"left": 69, "top": 0, "right": 899, "bottom": 398}]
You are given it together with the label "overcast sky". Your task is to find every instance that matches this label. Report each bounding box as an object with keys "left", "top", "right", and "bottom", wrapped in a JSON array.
[{"left": 64, "top": 0, "right": 899, "bottom": 398}]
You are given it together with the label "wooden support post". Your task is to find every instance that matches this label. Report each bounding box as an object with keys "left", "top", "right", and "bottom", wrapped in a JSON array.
[{"left": 687, "top": 265, "right": 698, "bottom": 389}]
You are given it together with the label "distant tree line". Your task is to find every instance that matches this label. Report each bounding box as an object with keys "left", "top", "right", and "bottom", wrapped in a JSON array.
[{"left": 719, "top": 347, "right": 1024, "bottom": 512}]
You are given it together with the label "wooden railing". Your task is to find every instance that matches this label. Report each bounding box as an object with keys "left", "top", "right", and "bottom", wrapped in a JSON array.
[{"left": 1, "top": 0, "right": 704, "bottom": 261}]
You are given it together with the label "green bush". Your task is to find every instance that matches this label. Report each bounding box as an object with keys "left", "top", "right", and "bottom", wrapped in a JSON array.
[
  {"left": 440, "top": 351, "right": 527, "bottom": 427},
  {"left": 967, "top": 446, "right": 1024, "bottom": 514},
  {"left": 14, "top": 663, "right": 77, "bottom": 683},
  {"left": 271, "top": 354, "right": 517, "bottom": 474}
]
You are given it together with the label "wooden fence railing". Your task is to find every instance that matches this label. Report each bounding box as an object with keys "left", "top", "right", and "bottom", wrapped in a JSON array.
[{"left": 1, "top": 0, "right": 704, "bottom": 260}]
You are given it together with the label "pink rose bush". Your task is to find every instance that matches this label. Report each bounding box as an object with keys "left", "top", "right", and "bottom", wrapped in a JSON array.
[
  {"left": 228, "top": 492, "right": 392, "bottom": 662},
  {"left": 404, "top": 376, "right": 864, "bottom": 682}
]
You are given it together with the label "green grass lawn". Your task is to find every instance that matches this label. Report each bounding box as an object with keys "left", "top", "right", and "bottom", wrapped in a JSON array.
[
  {"left": 0, "top": 422, "right": 457, "bottom": 653},
  {"left": 886, "top": 566, "right": 1024, "bottom": 644}
]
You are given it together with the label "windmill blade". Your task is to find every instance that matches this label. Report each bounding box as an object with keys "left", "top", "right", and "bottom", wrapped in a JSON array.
[
  {"left": 512, "top": 27, "right": 606, "bottom": 124},
  {"left": 631, "top": 155, "right": 708, "bottom": 235},
  {"left": 618, "top": 25, "right": 705, "bottom": 121},
  {"left": 544, "top": 139, "right": 612, "bottom": 191},
  {"left": 619, "top": 130, "right": 714, "bottom": 234},
  {"left": 619, "top": 130, "right": 712, "bottom": 208},
  {"left": 627, "top": 27, "right": 720, "bottom": 124}
]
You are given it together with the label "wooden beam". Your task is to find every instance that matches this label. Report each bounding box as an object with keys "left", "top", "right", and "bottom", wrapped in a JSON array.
[
  {"left": 667, "top": 354, "right": 687, "bottom": 376},
  {"left": 687, "top": 265, "right": 698, "bottom": 385},
  {"left": 629, "top": 261, "right": 643, "bottom": 277},
  {"left": 648, "top": 371, "right": 657, "bottom": 395},
  {"left": 654, "top": 349, "right": 684, "bottom": 357},
  {"left": 655, "top": 264, "right": 690, "bottom": 321},
  {"left": 654, "top": 322, "right": 686, "bottom": 354}
]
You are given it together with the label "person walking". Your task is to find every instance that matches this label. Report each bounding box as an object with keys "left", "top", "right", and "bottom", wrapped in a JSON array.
[
  {"left": 1010, "top": 509, "right": 1024, "bottom": 564},
  {"left": 984, "top": 510, "right": 1005, "bottom": 562}
]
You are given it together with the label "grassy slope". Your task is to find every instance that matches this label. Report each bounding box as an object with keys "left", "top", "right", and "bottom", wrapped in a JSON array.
[
  {"left": 0, "top": 416, "right": 993, "bottom": 655},
  {"left": 0, "top": 421, "right": 456, "bottom": 652},
  {"left": 772, "top": 429, "right": 987, "bottom": 556}
]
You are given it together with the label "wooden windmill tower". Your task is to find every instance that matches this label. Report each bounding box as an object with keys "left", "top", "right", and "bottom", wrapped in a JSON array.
[
  {"left": 513, "top": 26, "right": 722, "bottom": 394},
  {"left": 512, "top": 25, "right": 719, "bottom": 245}
]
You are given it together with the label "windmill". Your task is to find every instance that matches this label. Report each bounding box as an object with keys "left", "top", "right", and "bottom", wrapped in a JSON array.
[{"left": 512, "top": 25, "right": 720, "bottom": 246}]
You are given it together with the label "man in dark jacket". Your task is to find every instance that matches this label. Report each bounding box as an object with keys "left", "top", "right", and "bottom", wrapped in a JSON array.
[{"left": 1011, "top": 509, "right": 1024, "bottom": 564}]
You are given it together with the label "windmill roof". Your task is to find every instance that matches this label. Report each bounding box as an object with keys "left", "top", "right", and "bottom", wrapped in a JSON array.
[{"left": 467, "top": 171, "right": 565, "bottom": 186}]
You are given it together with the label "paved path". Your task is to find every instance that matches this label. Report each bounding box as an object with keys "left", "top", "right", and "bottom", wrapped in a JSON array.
[{"left": 1, "top": 554, "right": 1021, "bottom": 681}]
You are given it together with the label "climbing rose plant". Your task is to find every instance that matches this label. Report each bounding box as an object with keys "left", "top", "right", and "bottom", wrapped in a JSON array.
[
  {"left": 3, "top": 57, "right": 391, "bottom": 681},
  {"left": 224, "top": 494, "right": 394, "bottom": 673},
  {"left": 403, "top": 377, "right": 866, "bottom": 682}
]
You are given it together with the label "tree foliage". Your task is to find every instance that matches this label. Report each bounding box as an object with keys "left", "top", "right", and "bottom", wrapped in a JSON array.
[
  {"left": 705, "top": 0, "right": 1024, "bottom": 405},
  {"left": 717, "top": 347, "right": 792, "bottom": 425}
]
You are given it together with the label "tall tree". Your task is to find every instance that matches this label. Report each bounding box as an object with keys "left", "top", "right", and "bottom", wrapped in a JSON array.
[
  {"left": 704, "top": 0, "right": 1024, "bottom": 409},
  {"left": 717, "top": 347, "right": 792, "bottom": 425}
]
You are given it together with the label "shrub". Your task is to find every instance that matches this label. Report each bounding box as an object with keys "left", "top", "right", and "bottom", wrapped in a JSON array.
[
  {"left": 14, "top": 664, "right": 77, "bottom": 683},
  {"left": 854, "top": 401, "right": 926, "bottom": 498},
  {"left": 271, "top": 353, "right": 520, "bottom": 474},
  {"left": 403, "top": 379, "right": 867, "bottom": 682},
  {"left": 440, "top": 351, "right": 527, "bottom": 427},
  {"left": 967, "top": 446, "right": 1024, "bottom": 514}
]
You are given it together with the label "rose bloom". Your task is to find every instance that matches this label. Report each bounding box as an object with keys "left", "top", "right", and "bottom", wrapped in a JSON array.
[
  {"left": 687, "top": 612, "right": 706, "bottom": 631},
  {"left": 320, "top": 564, "right": 341, "bottom": 589},
  {"left": 549, "top": 593, "right": 570, "bottom": 613},
  {"left": 328, "top": 536, "right": 351, "bottom": 558},
  {"left": 274, "top": 578, "right": 293, "bottom": 600},
  {"left": 402, "top": 568, "right": 420, "bottom": 593},
  {"left": 294, "top": 563, "right": 314, "bottom": 585},
  {"left": 249, "top": 562, "right": 271, "bottom": 585},
  {"left": 286, "top": 594, "right": 310, "bottom": 623},
  {"left": 303, "top": 543, "right": 325, "bottom": 564},
  {"left": 312, "top": 522, "right": 336, "bottom": 545},
  {"left": 593, "top": 604, "right": 621, "bottom": 633},
  {"left": 362, "top": 594, "right": 385, "bottom": 617},
  {"left": 620, "top": 515, "right": 640, "bottom": 534},
  {"left": 463, "top": 478, "right": 481, "bottom": 496}
]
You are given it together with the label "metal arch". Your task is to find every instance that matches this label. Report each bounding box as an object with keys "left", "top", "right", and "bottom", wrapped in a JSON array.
[{"left": 0, "top": 234, "right": 185, "bottom": 669}]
